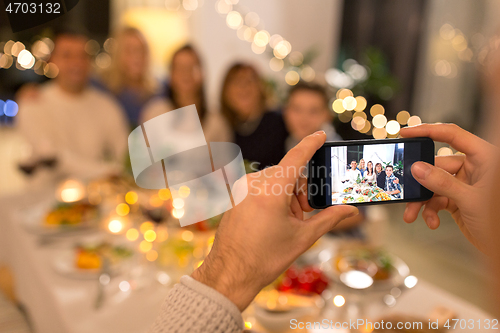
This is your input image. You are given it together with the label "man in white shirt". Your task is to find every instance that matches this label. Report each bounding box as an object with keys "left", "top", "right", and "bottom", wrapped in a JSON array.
[
  {"left": 17, "top": 29, "right": 129, "bottom": 179},
  {"left": 345, "top": 160, "right": 362, "bottom": 184}
]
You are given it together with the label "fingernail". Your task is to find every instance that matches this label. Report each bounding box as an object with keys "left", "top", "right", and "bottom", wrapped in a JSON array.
[
  {"left": 348, "top": 207, "right": 359, "bottom": 217},
  {"left": 313, "top": 130, "right": 326, "bottom": 136},
  {"left": 412, "top": 162, "right": 432, "bottom": 179},
  {"left": 426, "top": 216, "right": 435, "bottom": 229}
]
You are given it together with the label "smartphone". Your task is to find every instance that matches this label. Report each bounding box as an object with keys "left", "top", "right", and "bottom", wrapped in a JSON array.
[{"left": 307, "top": 137, "right": 434, "bottom": 208}]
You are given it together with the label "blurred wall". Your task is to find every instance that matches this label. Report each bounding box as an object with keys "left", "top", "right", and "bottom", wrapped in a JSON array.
[{"left": 411, "top": 0, "right": 491, "bottom": 132}]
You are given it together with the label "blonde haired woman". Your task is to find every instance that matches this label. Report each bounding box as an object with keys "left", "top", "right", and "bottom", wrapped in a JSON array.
[{"left": 94, "top": 27, "right": 158, "bottom": 126}]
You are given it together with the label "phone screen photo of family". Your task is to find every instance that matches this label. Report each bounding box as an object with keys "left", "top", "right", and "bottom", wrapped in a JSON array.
[{"left": 330, "top": 143, "right": 404, "bottom": 204}]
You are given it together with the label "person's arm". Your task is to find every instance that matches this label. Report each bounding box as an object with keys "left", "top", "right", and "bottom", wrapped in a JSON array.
[
  {"left": 400, "top": 123, "right": 498, "bottom": 254},
  {"left": 151, "top": 131, "right": 359, "bottom": 331}
]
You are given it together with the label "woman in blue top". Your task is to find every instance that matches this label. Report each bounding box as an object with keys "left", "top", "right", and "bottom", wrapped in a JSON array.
[{"left": 93, "top": 27, "right": 158, "bottom": 127}]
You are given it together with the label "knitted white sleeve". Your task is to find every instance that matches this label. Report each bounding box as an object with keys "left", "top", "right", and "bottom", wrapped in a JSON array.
[{"left": 149, "top": 275, "right": 244, "bottom": 333}]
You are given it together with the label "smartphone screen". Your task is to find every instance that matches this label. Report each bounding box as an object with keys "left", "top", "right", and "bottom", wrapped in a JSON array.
[{"left": 308, "top": 137, "right": 434, "bottom": 208}]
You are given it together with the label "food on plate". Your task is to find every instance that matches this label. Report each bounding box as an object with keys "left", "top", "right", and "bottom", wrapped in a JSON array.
[
  {"left": 335, "top": 248, "right": 393, "bottom": 281},
  {"left": 275, "top": 265, "right": 329, "bottom": 295},
  {"left": 373, "top": 191, "right": 391, "bottom": 201},
  {"left": 44, "top": 202, "right": 98, "bottom": 227},
  {"left": 343, "top": 187, "right": 353, "bottom": 194},
  {"left": 75, "top": 243, "right": 133, "bottom": 270},
  {"left": 342, "top": 196, "right": 355, "bottom": 204}
]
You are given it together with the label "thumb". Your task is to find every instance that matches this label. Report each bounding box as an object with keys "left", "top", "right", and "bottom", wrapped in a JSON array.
[
  {"left": 411, "top": 162, "right": 467, "bottom": 203},
  {"left": 307, "top": 205, "right": 359, "bottom": 239}
]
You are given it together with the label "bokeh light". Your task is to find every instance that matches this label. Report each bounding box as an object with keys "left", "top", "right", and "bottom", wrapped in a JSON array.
[
  {"left": 288, "top": 51, "right": 304, "bottom": 67},
  {"left": 253, "top": 30, "right": 270, "bottom": 47},
  {"left": 251, "top": 42, "right": 265, "bottom": 54},
  {"left": 244, "top": 12, "right": 259, "bottom": 27},
  {"left": 354, "top": 96, "right": 367, "bottom": 111},
  {"left": 342, "top": 96, "right": 357, "bottom": 111},
  {"left": 372, "top": 114, "right": 388, "bottom": 128},
  {"left": 285, "top": 71, "right": 300, "bottom": 86},
  {"left": 386, "top": 120, "right": 401, "bottom": 135},
  {"left": 140, "top": 221, "right": 154, "bottom": 234},
  {"left": 139, "top": 240, "right": 153, "bottom": 253},
  {"left": 407, "top": 116, "right": 422, "bottom": 127},
  {"left": 146, "top": 250, "right": 159, "bottom": 262},
  {"left": 333, "top": 295, "right": 345, "bottom": 307},
  {"left": 332, "top": 99, "right": 345, "bottom": 114},
  {"left": 158, "top": 188, "right": 171, "bottom": 200},
  {"left": 215, "top": 0, "right": 232, "bottom": 14},
  {"left": 269, "top": 58, "right": 284, "bottom": 72},
  {"left": 3, "top": 100, "right": 19, "bottom": 117},
  {"left": 370, "top": 104, "right": 385, "bottom": 116},
  {"left": 119, "top": 281, "right": 131, "bottom": 292},
  {"left": 144, "top": 230, "right": 157, "bottom": 242},
  {"left": 178, "top": 186, "right": 191, "bottom": 198},
  {"left": 226, "top": 11, "right": 243, "bottom": 29},
  {"left": 351, "top": 117, "right": 366, "bottom": 131},
  {"left": 359, "top": 121, "right": 371, "bottom": 134},
  {"left": 338, "top": 111, "right": 353, "bottom": 123},
  {"left": 372, "top": 127, "right": 388, "bottom": 139},
  {"left": 172, "top": 208, "right": 184, "bottom": 219},
  {"left": 396, "top": 111, "right": 411, "bottom": 125},
  {"left": 353, "top": 111, "right": 367, "bottom": 120},
  {"left": 300, "top": 66, "right": 315, "bottom": 82},
  {"left": 85, "top": 40, "right": 100, "bottom": 55},
  {"left": 125, "top": 191, "right": 138, "bottom": 205},
  {"left": 44, "top": 62, "right": 59, "bottom": 78},
  {"left": 116, "top": 203, "right": 130, "bottom": 216},
  {"left": 181, "top": 230, "right": 194, "bottom": 242},
  {"left": 404, "top": 275, "right": 418, "bottom": 288},
  {"left": 126, "top": 228, "right": 139, "bottom": 241},
  {"left": 108, "top": 219, "right": 123, "bottom": 234},
  {"left": 17, "top": 50, "right": 35, "bottom": 69},
  {"left": 337, "top": 89, "right": 353, "bottom": 99},
  {"left": 11, "top": 42, "right": 25, "bottom": 57}
]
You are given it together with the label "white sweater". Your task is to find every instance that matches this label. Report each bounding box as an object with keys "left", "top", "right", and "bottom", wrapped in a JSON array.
[{"left": 16, "top": 82, "right": 129, "bottom": 179}]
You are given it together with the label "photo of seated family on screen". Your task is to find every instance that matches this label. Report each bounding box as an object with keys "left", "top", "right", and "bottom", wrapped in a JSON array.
[{"left": 331, "top": 143, "right": 404, "bottom": 204}]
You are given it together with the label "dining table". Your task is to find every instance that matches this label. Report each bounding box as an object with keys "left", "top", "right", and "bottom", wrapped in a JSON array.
[{"left": 0, "top": 178, "right": 496, "bottom": 333}]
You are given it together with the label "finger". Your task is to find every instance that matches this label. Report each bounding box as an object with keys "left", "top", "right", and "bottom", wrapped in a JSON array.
[
  {"left": 411, "top": 162, "right": 469, "bottom": 204},
  {"left": 422, "top": 196, "right": 449, "bottom": 230},
  {"left": 306, "top": 205, "right": 359, "bottom": 240},
  {"left": 400, "top": 123, "right": 488, "bottom": 156},
  {"left": 290, "top": 194, "right": 303, "bottom": 220},
  {"left": 295, "top": 176, "right": 314, "bottom": 212},
  {"left": 435, "top": 155, "right": 465, "bottom": 175},
  {"left": 278, "top": 131, "right": 326, "bottom": 185},
  {"left": 403, "top": 202, "right": 424, "bottom": 223}
]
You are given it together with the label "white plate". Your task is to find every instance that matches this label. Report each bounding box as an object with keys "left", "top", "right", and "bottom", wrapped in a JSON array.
[
  {"left": 51, "top": 237, "right": 134, "bottom": 280},
  {"left": 17, "top": 200, "right": 96, "bottom": 236}
]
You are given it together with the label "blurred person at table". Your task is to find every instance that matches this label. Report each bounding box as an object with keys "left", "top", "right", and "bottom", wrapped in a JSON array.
[
  {"left": 283, "top": 82, "right": 363, "bottom": 236},
  {"left": 362, "top": 161, "right": 376, "bottom": 184},
  {"left": 346, "top": 160, "right": 362, "bottom": 184},
  {"left": 220, "top": 63, "right": 288, "bottom": 169},
  {"left": 149, "top": 124, "right": 499, "bottom": 332},
  {"left": 283, "top": 81, "right": 342, "bottom": 151},
  {"left": 141, "top": 44, "right": 230, "bottom": 142},
  {"left": 358, "top": 158, "right": 366, "bottom": 177},
  {"left": 375, "top": 162, "right": 385, "bottom": 187},
  {"left": 93, "top": 27, "right": 158, "bottom": 127},
  {"left": 384, "top": 165, "right": 401, "bottom": 198},
  {"left": 16, "top": 27, "right": 129, "bottom": 179}
]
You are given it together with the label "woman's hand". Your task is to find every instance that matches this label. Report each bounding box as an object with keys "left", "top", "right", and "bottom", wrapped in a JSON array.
[
  {"left": 191, "top": 131, "right": 359, "bottom": 311},
  {"left": 400, "top": 123, "right": 498, "bottom": 253}
]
